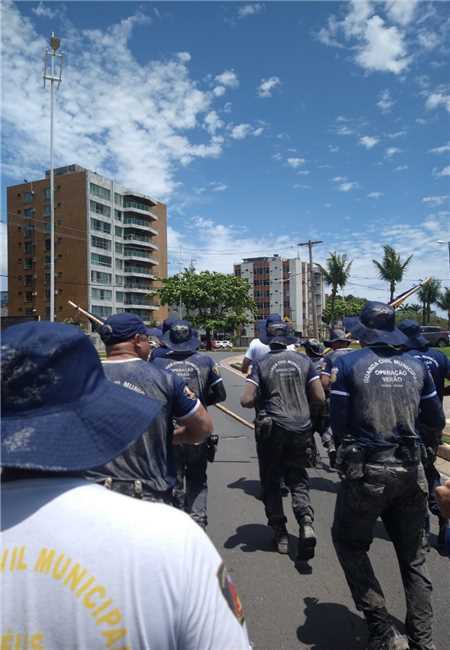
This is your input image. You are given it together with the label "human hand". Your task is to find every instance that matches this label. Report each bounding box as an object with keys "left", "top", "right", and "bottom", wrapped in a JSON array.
[{"left": 435, "top": 479, "right": 450, "bottom": 519}]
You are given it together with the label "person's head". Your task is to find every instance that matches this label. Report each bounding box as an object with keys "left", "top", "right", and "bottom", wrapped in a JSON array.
[
  {"left": 398, "top": 319, "right": 428, "bottom": 351},
  {"left": 147, "top": 327, "right": 163, "bottom": 350},
  {"left": 349, "top": 301, "right": 409, "bottom": 347},
  {"left": 100, "top": 313, "right": 152, "bottom": 360},
  {"left": 162, "top": 320, "right": 199, "bottom": 354},
  {"left": 260, "top": 321, "right": 298, "bottom": 349},
  {"left": 162, "top": 316, "right": 177, "bottom": 334},
  {"left": 324, "top": 329, "right": 351, "bottom": 350},
  {"left": 1, "top": 321, "right": 161, "bottom": 473},
  {"left": 303, "top": 338, "right": 324, "bottom": 359}
]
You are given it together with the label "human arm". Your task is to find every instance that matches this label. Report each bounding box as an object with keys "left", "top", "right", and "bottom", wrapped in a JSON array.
[
  {"left": 240, "top": 362, "right": 259, "bottom": 408},
  {"left": 205, "top": 361, "right": 227, "bottom": 406},
  {"left": 241, "top": 356, "right": 252, "bottom": 375},
  {"left": 171, "top": 377, "right": 213, "bottom": 444},
  {"left": 435, "top": 479, "right": 450, "bottom": 519},
  {"left": 329, "top": 360, "right": 351, "bottom": 447},
  {"left": 417, "top": 370, "right": 445, "bottom": 441},
  {"left": 320, "top": 356, "right": 332, "bottom": 392}
]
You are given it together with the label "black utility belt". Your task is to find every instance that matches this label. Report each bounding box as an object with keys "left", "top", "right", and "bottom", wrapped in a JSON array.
[{"left": 102, "top": 477, "right": 171, "bottom": 500}]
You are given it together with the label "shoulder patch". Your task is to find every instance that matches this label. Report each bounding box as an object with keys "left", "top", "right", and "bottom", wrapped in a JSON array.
[
  {"left": 330, "top": 367, "right": 339, "bottom": 383},
  {"left": 217, "top": 562, "right": 245, "bottom": 625}
]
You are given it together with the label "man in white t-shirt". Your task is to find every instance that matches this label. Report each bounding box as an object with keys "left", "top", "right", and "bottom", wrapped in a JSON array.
[
  {"left": 241, "top": 315, "right": 296, "bottom": 374},
  {"left": 1, "top": 321, "right": 251, "bottom": 650}
]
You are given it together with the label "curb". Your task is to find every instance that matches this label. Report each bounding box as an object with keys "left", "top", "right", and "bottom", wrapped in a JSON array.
[{"left": 438, "top": 444, "right": 450, "bottom": 462}]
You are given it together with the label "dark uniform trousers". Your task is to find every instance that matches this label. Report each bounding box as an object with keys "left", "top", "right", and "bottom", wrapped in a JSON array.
[
  {"left": 332, "top": 463, "right": 434, "bottom": 650},
  {"left": 173, "top": 441, "right": 208, "bottom": 528},
  {"left": 258, "top": 423, "right": 315, "bottom": 528},
  {"left": 104, "top": 479, "right": 174, "bottom": 505}
]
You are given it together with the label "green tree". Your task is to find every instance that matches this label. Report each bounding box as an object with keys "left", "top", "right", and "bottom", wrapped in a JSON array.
[
  {"left": 418, "top": 278, "right": 441, "bottom": 325},
  {"left": 437, "top": 286, "right": 450, "bottom": 329},
  {"left": 372, "top": 245, "right": 413, "bottom": 303},
  {"left": 157, "top": 269, "right": 256, "bottom": 342},
  {"left": 318, "top": 252, "right": 353, "bottom": 326},
  {"left": 322, "top": 295, "right": 366, "bottom": 325}
]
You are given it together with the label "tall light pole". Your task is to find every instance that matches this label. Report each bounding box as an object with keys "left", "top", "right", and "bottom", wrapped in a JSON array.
[
  {"left": 436, "top": 240, "right": 450, "bottom": 278},
  {"left": 43, "top": 33, "right": 63, "bottom": 321},
  {"left": 298, "top": 239, "right": 323, "bottom": 338}
]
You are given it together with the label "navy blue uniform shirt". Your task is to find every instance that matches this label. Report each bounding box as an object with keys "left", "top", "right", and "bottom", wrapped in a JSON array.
[
  {"left": 321, "top": 347, "right": 353, "bottom": 377},
  {"left": 248, "top": 349, "right": 319, "bottom": 433},
  {"left": 330, "top": 347, "right": 443, "bottom": 449},
  {"left": 150, "top": 346, "right": 170, "bottom": 361},
  {"left": 88, "top": 358, "right": 200, "bottom": 491},
  {"left": 153, "top": 351, "right": 223, "bottom": 407},
  {"left": 406, "top": 347, "right": 450, "bottom": 403}
]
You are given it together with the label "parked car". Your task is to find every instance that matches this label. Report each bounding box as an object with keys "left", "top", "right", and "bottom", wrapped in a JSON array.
[
  {"left": 419, "top": 326, "right": 450, "bottom": 347},
  {"left": 220, "top": 340, "right": 233, "bottom": 350}
]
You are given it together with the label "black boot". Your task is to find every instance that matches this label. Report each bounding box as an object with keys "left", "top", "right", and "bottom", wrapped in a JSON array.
[
  {"left": 272, "top": 524, "right": 289, "bottom": 554},
  {"left": 296, "top": 515, "right": 316, "bottom": 562}
]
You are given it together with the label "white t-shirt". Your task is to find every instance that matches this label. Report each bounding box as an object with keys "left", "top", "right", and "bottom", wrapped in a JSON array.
[
  {"left": 244, "top": 338, "right": 296, "bottom": 363},
  {"left": 1, "top": 478, "right": 251, "bottom": 650}
]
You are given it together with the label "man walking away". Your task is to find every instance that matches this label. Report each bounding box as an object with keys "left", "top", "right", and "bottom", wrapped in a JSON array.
[
  {"left": 399, "top": 319, "right": 450, "bottom": 551},
  {"left": 87, "top": 313, "right": 213, "bottom": 504},
  {"left": 330, "top": 302, "right": 445, "bottom": 650},
  {"left": 241, "top": 314, "right": 296, "bottom": 375},
  {"left": 1, "top": 321, "right": 251, "bottom": 650},
  {"left": 241, "top": 322, "right": 325, "bottom": 562},
  {"left": 152, "top": 320, "right": 226, "bottom": 529}
]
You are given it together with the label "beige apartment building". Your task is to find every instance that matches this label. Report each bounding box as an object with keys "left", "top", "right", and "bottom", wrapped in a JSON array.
[
  {"left": 7, "top": 165, "right": 168, "bottom": 324},
  {"left": 234, "top": 254, "right": 325, "bottom": 337}
]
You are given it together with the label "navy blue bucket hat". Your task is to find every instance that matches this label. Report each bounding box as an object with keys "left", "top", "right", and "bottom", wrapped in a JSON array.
[
  {"left": 398, "top": 319, "right": 428, "bottom": 350},
  {"left": 162, "top": 320, "right": 200, "bottom": 352},
  {"left": 303, "top": 338, "right": 325, "bottom": 357},
  {"left": 260, "top": 322, "right": 298, "bottom": 346},
  {"left": 349, "top": 302, "right": 409, "bottom": 347},
  {"left": 1, "top": 322, "right": 161, "bottom": 471},
  {"left": 324, "top": 328, "right": 350, "bottom": 347}
]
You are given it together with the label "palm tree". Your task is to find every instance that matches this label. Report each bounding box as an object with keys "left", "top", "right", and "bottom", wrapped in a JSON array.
[
  {"left": 319, "top": 252, "right": 352, "bottom": 326},
  {"left": 372, "top": 245, "right": 413, "bottom": 303},
  {"left": 437, "top": 287, "right": 450, "bottom": 329},
  {"left": 418, "top": 278, "right": 441, "bottom": 325}
]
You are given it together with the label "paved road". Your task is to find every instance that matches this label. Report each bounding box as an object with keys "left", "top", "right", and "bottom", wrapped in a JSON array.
[{"left": 206, "top": 352, "right": 449, "bottom": 650}]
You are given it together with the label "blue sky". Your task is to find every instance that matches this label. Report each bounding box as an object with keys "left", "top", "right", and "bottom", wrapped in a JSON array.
[{"left": 1, "top": 1, "right": 449, "bottom": 303}]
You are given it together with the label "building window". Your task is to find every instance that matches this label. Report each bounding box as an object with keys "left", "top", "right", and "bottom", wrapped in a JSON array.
[
  {"left": 90, "top": 200, "right": 111, "bottom": 217},
  {"left": 24, "top": 225, "right": 34, "bottom": 238},
  {"left": 115, "top": 243, "right": 123, "bottom": 254},
  {"left": 25, "top": 292, "right": 33, "bottom": 303},
  {"left": 24, "top": 242, "right": 33, "bottom": 255},
  {"left": 91, "top": 305, "right": 113, "bottom": 319},
  {"left": 24, "top": 208, "right": 35, "bottom": 218},
  {"left": 24, "top": 259, "right": 32, "bottom": 270},
  {"left": 25, "top": 275, "right": 32, "bottom": 286},
  {"left": 116, "top": 291, "right": 124, "bottom": 303},
  {"left": 91, "top": 235, "right": 111, "bottom": 251},
  {"left": 115, "top": 258, "right": 123, "bottom": 270},
  {"left": 90, "top": 183, "right": 111, "bottom": 201},
  {"left": 114, "top": 193, "right": 123, "bottom": 206},
  {"left": 123, "top": 199, "right": 151, "bottom": 213},
  {"left": 23, "top": 191, "right": 33, "bottom": 203},
  {"left": 91, "top": 271, "right": 112, "bottom": 285},
  {"left": 91, "top": 253, "right": 112, "bottom": 268},
  {"left": 115, "top": 226, "right": 123, "bottom": 238},
  {"left": 43, "top": 205, "right": 51, "bottom": 217},
  {"left": 115, "top": 275, "right": 124, "bottom": 286},
  {"left": 114, "top": 209, "right": 122, "bottom": 221},
  {"left": 90, "top": 218, "right": 111, "bottom": 234},
  {"left": 91, "top": 288, "right": 112, "bottom": 301}
]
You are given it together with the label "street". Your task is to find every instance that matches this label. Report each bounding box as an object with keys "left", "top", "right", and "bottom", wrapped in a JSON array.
[{"left": 206, "top": 352, "right": 450, "bottom": 650}]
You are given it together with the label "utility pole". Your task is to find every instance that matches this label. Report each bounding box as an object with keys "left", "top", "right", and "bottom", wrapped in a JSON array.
[
  {"left": 298, "top": 239, "right": 323, "bottom": 338},
  {"left": 43, "top": 33, "right": 63, "bottom": 322}
]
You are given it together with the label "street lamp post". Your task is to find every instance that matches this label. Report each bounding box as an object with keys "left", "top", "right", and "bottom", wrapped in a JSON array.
[
  {"left": 298, "top": 240, "right": 323, "bottom": 338},
  {"left": 436, "top": 240, "right": 450, "bottom": 278},
  {"left": 43, "top": 33, "right": 63, "bottom": 322}
]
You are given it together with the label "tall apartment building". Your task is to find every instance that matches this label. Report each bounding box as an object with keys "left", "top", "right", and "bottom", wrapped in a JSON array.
[
  {"left": 234, "top": 255, "right": 325, "bottom": 337},
  {"left": 7, "top": 165, "right": 168, "bottom": 324}
]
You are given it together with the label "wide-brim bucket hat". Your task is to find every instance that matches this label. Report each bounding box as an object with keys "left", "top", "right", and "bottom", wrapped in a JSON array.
[
  {"left": 1, "top": 321, "right": 161, "bottom": 471},
  {"left": 162, "top": 319, "right": 200, "bottom": 352},
  {"left": 397, "top": 319, "right": 428, "bottom": 350},
  {"left": 303, "top": 338, "right": 325, "bottom": 357},
  {"left": 348, "top": 301, "right": 409, "bottom": 347},
  {"left": 260, "top": 322, "right": 298, "bottom": 346},
  {"left": 324, "top": 328, "right": 351, "bottom": 347}
]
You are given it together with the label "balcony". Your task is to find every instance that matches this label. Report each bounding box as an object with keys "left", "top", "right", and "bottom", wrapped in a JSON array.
[
  {"left": 123, "top": 265, "right": 154, "bottom": 277},
  {"left": 123, "top": 248, "right": 158, "bottom": 265},
  {"left": 123, "top": 234, "right": 158, "bottom": 250},
  {"left": 123, "top": 216, "right": 158, "bottom": 233}
]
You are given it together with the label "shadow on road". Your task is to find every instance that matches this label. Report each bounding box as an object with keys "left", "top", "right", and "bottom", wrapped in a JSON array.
[
  {"left": 309, "top": 475, "right": 338, "bottom": 494},
  {"left": 228, "top": 476, "right": 261, "bottom": 498},
  {"left": 297, "top": 597, "right": 367, "bottom": 649},
  {"left": 224, "top": 523, "right": 297, "bottom": 553}
]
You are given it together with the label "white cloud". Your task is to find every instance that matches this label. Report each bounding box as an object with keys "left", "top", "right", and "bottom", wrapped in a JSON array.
[
  {"left": 212, "top": 86, "right": 226, "bottom": 97},
  {"left": 32, "top": 2, "right": 56, "bottom": 18},
  {"left": 385, "top": 0, "right": 418, "bottom": 26},
  {"left": 223, "top": 102, "right": 232, "bottom": 113},
  {"left": 210, "top": 182, "right": 228, "bottom": 192},
  {"left": 360, "top": 135, "right": 379, "bottom": 149},
  {"left": 272, "top": 152, "right": 282, "bottom": 161},
  {"left": 417, "top": 30, "right": 441, "bottom": 51},
  {"left": 386, "top": 147, "right": 401, "bottom": 157},
  {"left": 215, "top": 70, "right": 239, "bottom": 88},
  {"left": 377, "top": 89, "right": 395, "bottom": 113},
  {"left": 204, "top": 111, "right": 223, "bottom": 135},
  {"left": 332, "top": 176, "right": 347, "bottom": 182},
  {"left": 387, "top": 130, "right": 406, "bottom": 139},
  {"left": 355, "top": 16, "right": 410, "bottom": 74},
  {"left": 253, "top": 127, "right": 264, "bottom": 137},
  {"left": 425, "top": 91, "right": 450, "bottom": 113},
  {"left": 1, "top": 2, "right": 231, "bottom": 198},
  {"left": 329, "top": 145, "right": 339, "bottom": 152},
  {"left": 422, "top": 195, "right": 449, "bottom": 207},
  {"left": 429, "top": 142, "right": 450, "bottom": 154},
  {"left": 287, "top": 157, "right": 305, "bottom": 169},
  {"left": 394, "top": 165, "right": 408, "bottom": 171},
  {"left": 368, "top": 192, "right": 384, "bottom": 199},
  {"left": 229, "top": 123, "right": 253, "bottom": 140},
  {"left": 338, "top": 181, "right": 358, "bottom": 192},
  {"left": 177, "top": 52, "right": 191, "bottom": 63},
  {"left": 416, "top": 118, "right": 427, "bottom": 125},
  {"left": 336, "top": 125, "right": 354, "bottom": 136},
  {"left": 435, "top": 166, "right": 450, "bottom": 177},
  {"left": 238, "top": 3, "right": 264, "bottom": 19},
  {"left": 258, "top": 76, "right": 281, "bottom": 98}
]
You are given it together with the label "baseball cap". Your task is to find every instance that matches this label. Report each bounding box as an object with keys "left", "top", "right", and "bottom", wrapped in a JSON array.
[{"left": 99, "top": 312, "right": 150, "bottom": 345}]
